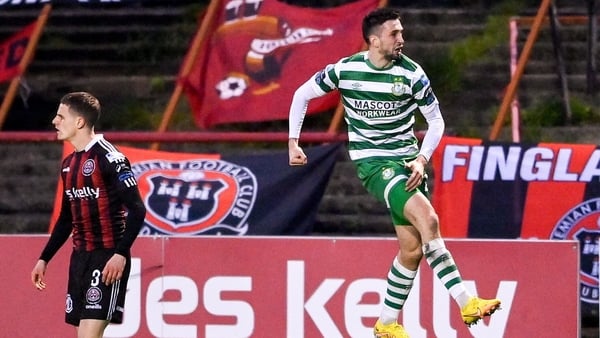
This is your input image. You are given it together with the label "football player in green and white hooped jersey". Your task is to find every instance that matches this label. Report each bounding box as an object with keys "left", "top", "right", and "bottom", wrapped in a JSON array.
[
  {"left": 288, "top": 7, "right": 501, "bottom": 338},
  {"left": 312, "top": 48, "right": 436, "bottom": 164}
]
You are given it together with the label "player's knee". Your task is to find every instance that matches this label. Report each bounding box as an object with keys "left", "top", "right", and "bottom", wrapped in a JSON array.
[
  {"left": 420, "top": 210, "right": 440, "bottom": 236},
  {"left": 400, "top": 245, "right": 423, "bottom": 264}
]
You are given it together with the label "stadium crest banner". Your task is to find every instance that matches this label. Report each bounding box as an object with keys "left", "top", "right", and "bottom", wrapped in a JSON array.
[
  {"left": 0, "top": 22, "right": 35, "bottom": 83},
  {"left": 50, "top": 142, "right": 342, "bottom": 236},
  {"left": 182, "top": 0, "right": 379, "bottom": 128},
  {"left": 432, "top": 136, "right": 600, "bottom": 315}
]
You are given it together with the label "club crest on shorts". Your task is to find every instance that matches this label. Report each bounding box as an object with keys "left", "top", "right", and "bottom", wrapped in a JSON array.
[
  {"left": 86, "top": 286, "right": 102, "bottom": 304},
  {"left": 551, "top": 198, "right": 600, "bottom": 304},
  {"left": 134, "top": 159, "right": 257, "bottom": 235},
  {"left": 65, "top": 294, "right": 73, "bottom": 313},
  {"left": 382, "top": 167, "right": 395, "bottom": 180}
]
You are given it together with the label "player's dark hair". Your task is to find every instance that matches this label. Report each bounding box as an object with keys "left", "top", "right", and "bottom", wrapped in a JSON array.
[
  {"left": 362, "top": 7, "right": 402, "bottom": 44},
  {"left": 60, "top": 92, "right": 101, "bottom": 128}
]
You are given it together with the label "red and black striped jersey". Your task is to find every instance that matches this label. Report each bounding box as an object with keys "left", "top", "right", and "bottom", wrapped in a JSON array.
[{"left": 60, "top": 135, "right": 139, "bottom": 252}]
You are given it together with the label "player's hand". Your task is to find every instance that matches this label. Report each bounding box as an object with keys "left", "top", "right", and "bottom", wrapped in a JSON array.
[
  {"left": 405, "top": 155, "right": 427, "bottom": 191},
  {"left": 31, "top": 259, "right": 48, "bottom": 291},
  {"left": 289, "top": 138, "right": 307, "bottom": 166},
  {"left": 102, "top": 254, "right": 126, "bottom": 286}
]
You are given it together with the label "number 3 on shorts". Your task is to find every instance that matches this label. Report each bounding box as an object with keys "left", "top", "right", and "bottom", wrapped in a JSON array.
[{"left": 91, "top": 269, "right": 101, "bottom": 287}]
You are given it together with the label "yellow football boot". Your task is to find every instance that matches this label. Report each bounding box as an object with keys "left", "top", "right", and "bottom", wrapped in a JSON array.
[
  {"left": 373, "top": 320, "right": 410, "bottom": 338},
  {"left": 461, "top": 297, "right": 502, "bottom": 326}
]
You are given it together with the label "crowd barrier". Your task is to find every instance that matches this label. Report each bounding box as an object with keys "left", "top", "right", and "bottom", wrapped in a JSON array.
[{"left": 2, "top": 236, "right": 579, "bottom": 337}]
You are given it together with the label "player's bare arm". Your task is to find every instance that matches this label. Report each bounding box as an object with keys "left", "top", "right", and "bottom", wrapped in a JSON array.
[{"left": 288, "top": 138, "right": 307, "bottom": 166}]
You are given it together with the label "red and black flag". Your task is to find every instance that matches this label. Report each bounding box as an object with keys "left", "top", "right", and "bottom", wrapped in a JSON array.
[
  {"left": 181, "top": 0, "right": 379, "bottom": 128},
  {"left": 432, "top": 136, "right": 600, "bottom": 240},
  {"left": 432, "top": 136, "right": 600, "bottom": 317},
  {"left": 0, "top": 22, "right": 36, "bottom": 83}
]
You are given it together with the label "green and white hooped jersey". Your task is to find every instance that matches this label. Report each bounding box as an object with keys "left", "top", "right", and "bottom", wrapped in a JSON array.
[{"left": 313, "top": 51, "right": 438, "bottom": 162}]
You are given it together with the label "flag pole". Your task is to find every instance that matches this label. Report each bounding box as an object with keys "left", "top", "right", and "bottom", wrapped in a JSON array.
[
  {"left": 151, "top": 0, "right": 221, "bottom": 150},
  {"left": 0, "top": 4, "right": 51, "bottom": 130},
  {"left": 489, "top": 0, "right": 552, "bottom": 140},
  {"left": 327, "top": 0, "right": 389, "bottom": 134}
]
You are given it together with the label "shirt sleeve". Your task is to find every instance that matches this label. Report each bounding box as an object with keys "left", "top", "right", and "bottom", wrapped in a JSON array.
[
  {"left": 104, "top": 153, "right": 146, "bottom": 256},
  {"left": 288, "top": 74, "right": 328, "bottom": 139},
  {"left": 412, "top": 70, "right": 444, "bottom": 161},
  {"left": 418, "top": 103, "right": 445, "bottom": 161},
  {"left": 39, "top": 192, "right": 72, "bottom": 262},
  {"left": 114, "top": 185, "right": 146, "bottom": 256}
]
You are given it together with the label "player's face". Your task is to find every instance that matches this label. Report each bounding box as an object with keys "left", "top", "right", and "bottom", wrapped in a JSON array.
[
  {"left": 52, "top": 104, "right": 81, "bottom": 141},
  {"left": 378, "top": 19, "right": 404, "bottom": 61}
]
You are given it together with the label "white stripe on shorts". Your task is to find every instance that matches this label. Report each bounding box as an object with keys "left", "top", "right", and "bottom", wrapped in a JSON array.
[
  {"left": 383, "top": 174, "right": 408, "bottom": 208},
  {"left": 106, "top": 280, "right": 120, "bottom": 321}
]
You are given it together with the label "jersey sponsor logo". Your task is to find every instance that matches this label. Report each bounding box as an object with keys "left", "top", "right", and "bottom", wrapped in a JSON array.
[
  {"left": 134, "top": 159, "right": 257, "bottom": 235},
  {"left": 354, "top": 100, "right": 399, "bottom": 110},
  {"left": 352, "top": 99, "right": 402, "bottom": 118},
  {"left": 65, "top": 186, "right": 100, "bottom": 200},
  {"left": 82, "top": 159, "right": 95, "bottom": 176},
  {"left": 551, "top": 198, "right": 600, "bottom": 304}
]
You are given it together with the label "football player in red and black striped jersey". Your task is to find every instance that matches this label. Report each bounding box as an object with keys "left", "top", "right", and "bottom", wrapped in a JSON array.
[{"left": 31, "top": 92, "right": 146, "bottom": 337}]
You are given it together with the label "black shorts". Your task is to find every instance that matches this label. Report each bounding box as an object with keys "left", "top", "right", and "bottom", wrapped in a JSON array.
[{"left": 65, "top": 249, "right": 131, "bottom": 326}]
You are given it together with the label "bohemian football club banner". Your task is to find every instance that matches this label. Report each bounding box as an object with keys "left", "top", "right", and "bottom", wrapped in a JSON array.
[
  {"left": 432, "top": 136, "right": 600, "bottom": 317},
  {"left": 182, "top": 0, "right": 379, "bottom": 128},
  {"left": 50, "top": 142, "right": 342, "bottom": 236},
  {"left": 0, "top": 22, "right": 36, "bottom": 83}
]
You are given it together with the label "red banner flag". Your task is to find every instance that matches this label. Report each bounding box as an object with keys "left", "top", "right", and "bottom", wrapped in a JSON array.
[
  {"left": 0, "top": 22, "right": 36, "bottom": 83},
  {"left": 432, "top": 136, "right": 600, "bottom": 318},
  {"left": 182, "top": 0, "right": 379, "bottom": 128}
]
